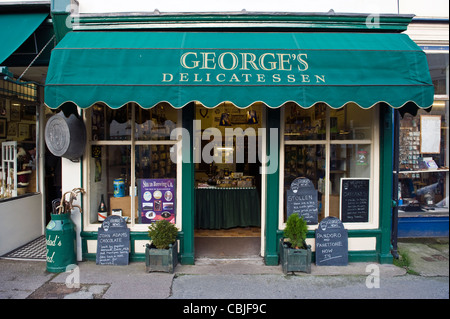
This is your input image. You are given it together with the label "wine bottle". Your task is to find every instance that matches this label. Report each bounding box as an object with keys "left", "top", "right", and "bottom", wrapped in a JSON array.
[{"left": 98, "top": 194, "right": 107, "bottom": 222}]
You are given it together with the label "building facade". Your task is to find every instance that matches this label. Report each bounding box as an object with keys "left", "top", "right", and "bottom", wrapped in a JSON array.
[{"left": 2, "top": 0, "right": 447, "bottom": 265}]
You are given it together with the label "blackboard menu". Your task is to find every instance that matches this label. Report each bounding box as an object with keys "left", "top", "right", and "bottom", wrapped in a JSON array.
[
  {"left": 315, "top": 217, "right": 348, "bottom": 266},
  {"left": 138, "top": 179, "right": 176, "bottom": 224},
  {"left": 96, "top": 215, "right": 130, "bottom": 265},
  {"left": 340, "top": 178, "right": 369, "bottom": 223},
  {"left": 286, "top": 177, "right": 318, "bottom": 225}
]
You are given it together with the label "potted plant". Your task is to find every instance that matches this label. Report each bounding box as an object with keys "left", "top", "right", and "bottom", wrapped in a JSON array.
[
  {"left": 145, "top": 220, "right": 179, "bottom": 273},
  {"left": 279, "top": 214, "right": 312, "bottom": 274}
]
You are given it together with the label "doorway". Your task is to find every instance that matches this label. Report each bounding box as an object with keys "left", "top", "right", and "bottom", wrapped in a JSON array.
[{"left": 193, "top": 102, "right": 263, "bottom": 258}]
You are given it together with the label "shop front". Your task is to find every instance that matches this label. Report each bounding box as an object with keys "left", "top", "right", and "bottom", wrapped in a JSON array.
[
  {"left": 44, "top": 13, "right": 434, "bottom": 265},
  {"left": 0, "top": 7, "right": 54, "bottom": 257}
]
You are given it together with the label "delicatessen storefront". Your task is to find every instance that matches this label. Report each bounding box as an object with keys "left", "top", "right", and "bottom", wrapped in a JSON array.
[{"left": 44, "top": 13, "right": 434, "bottom": 266}]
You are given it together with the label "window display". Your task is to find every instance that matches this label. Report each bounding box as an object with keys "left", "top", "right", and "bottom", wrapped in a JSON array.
[
  {"left": 284, "top": 102, "right": 326, "bottom": 141},
  {"left": 282, "top": 103, "right": 375, "bottom": 224},
  {"left": 330, "top": 103, "right": 373, "bottom": 141},
  {"left": 399, "top": 103, "right": 448, "bottom": 211},
  {"left": 87, "top": 103, "right": 179, "bottom": 228},
  {"left": 0, "top": 97, "right": 38, "bottom": 200},
  {"left": 398, "top": 52, "right": 449, "bottom": 212}
]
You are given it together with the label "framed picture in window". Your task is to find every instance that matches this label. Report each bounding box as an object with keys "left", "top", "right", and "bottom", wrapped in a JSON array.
[
  {"left": 0, "top": 118, "right": 6, "bottom": 138},
  {"left": 10, "top": 103, "right": 21, "bottom": 121},
  {"left": 0, "top": 100, "right": 7, "bottom": 118},
  {"left": 7, "top": 122, "right": 17, "bottom": 137},
  {"left": 18, "top": 123, "right": 29, "bottom": 139}
]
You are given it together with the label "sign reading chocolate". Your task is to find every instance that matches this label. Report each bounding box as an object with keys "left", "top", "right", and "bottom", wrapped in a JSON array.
[
  {"left": 96, "top": 215, "right": 130, "bottom": 266},
  {"left": 161, "top": 50, "right": 326, "bottom": 85}
]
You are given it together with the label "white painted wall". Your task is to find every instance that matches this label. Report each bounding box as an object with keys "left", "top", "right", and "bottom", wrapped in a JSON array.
[
  {"left": 60, "top": 157, "right": 83, "bottom": 261},
  {"left": 0, "top": 194, "right": 43, "bottom": 256}
]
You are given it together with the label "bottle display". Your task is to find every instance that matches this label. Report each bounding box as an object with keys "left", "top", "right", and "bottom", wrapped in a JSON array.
[{"left": 98, "top": 194, "right": 107, "bottom": 222}]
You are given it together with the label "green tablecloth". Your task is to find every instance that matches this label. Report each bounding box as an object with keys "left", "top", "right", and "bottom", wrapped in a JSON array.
[{"left": 195, "top": 187, "right": 261, "bottom": 229}]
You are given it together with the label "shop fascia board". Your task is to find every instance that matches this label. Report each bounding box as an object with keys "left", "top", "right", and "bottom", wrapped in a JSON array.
[{"left": 68, "top": 11, "right": 414, "bottom": 32}]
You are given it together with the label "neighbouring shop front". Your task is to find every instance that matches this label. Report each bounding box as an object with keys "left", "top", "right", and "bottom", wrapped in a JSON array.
[
  {"left": 43, "top": 12, "right": 434, "bottom": 265},
  {"left": 0, "top": 7, "right": 54, "bottom": 257},
  {"left": 396, "top": 51, "right": 449, "bottom": 238}
]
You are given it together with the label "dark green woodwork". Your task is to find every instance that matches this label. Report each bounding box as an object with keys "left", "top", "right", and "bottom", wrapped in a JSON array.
[
  {"left": 264, "top": 108, "right": 281, "bottom": 266},
  {"left": 378, "top": 104, "right": 395, "bottom": 264},
  {"left": 74, "top": 13, "right": 413, "bottom": 32},
  {"left": 180, "top": 103, "right": 196, "bottom": 265}
]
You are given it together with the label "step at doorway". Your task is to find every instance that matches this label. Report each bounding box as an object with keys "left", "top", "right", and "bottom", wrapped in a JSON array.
[{"left": 194, "top": 227, "right": 261, "bottom": 258}]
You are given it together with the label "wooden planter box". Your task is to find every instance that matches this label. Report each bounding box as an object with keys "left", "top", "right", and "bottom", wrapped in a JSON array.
[
  {"left": 279, "top": 238, "right": 311, "bottom": 274},
  {"left": 145, "top": 241, "right": 178, "bottom": 274}
]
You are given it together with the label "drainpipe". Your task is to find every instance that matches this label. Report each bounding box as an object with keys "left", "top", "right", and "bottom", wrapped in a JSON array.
[{"left": 391, "top": 109, "right": 400, "bottom": 259}]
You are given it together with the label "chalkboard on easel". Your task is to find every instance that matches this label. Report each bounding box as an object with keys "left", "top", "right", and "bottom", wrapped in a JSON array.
[
  {"left": 340, "top": 178, "right": 369, "bottom": 223},
  {"left": 286, "top": 177, "right": 318, "bottom": 225},
  {"left": 96, "top": 215, "right": 130, "bottom": 265}
]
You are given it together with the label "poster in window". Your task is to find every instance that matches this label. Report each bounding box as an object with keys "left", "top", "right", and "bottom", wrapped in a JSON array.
[
  {"left": 138, "top": 178, "right": 176, "bottom": 224},
  {"left": 420, "top": 115, "right": 441, "bottom": 154}
]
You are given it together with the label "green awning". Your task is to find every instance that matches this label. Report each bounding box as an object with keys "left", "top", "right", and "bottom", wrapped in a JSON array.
[
  {"left": 0, "top": 13, "right": 48, "bottom": 64},
  {"left": 44, "top": 31, "right": 434, "bottom": 109}
]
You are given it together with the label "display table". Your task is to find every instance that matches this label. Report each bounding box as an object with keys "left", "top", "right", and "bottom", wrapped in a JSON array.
[{"left": 195, "top": 187, "right": 261, "bottom": 229}]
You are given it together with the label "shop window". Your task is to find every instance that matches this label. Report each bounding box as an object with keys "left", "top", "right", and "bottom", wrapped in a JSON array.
[
  {"left": 1, "top": 98, "right": 38, "bottom": 200},
  {"left": 399, "top": 104, "right": 448, "bottom": 210},
  {"left": 86, "top": 103, "right": 180, "bottom": 229},
  {"left": 427, "top": 53, "right": 448, "bottom": 95},
  {"left": 398, "top": 53, "right": 449, "bottom": 211},
  {"left": 281, "top": 102, "right": 376, "bottom": 226},
  {"left": 330, "top": 104, "right": 373, "bottom": 141}
]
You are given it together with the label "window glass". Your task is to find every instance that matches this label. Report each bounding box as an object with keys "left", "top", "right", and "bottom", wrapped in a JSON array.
[
  {"left": 399, "top": 101, "right": 449, "bottom": 210},
  {"left": 91, "top": 103, "right": 132, "bottom": 141},
  {"left": 1, "top": 99, "right": 38, "bottom": 199},
  {"left": 330, "top": 103, "right": 372, "bottom": 140},
  {"left": 284, "top": 102, "right": 326, "bottom": 141},
  {"left": 282, "top": 104, "right": 375, "bottom": 224},
  {"left": 427, "top": 53, "right": 449, "bottom": 95},
  {"left": 284, "top": 144, "right": 326, "bottom": 221},
  {"left": 135, "top": 103, "right": 178, "bottom": 141},
  {"left": 135, "top": 145, "right": 177, "bottom": 180},
  {"left": 89, "top": 145, "right": 132, "bottom": 224},
  {"left": 88, "top": 103, "right": 180, "bottom": 227},
  {"left": 329, "top": 144, "right": 371, "bottom": 218}
]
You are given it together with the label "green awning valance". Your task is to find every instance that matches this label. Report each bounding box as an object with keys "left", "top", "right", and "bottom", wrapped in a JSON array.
[
  {"left": 44, "top": 31, "right": 434, "bottom": 109},
  {"left": 0, "top": 13, "right": 48, "bottom": 64}
]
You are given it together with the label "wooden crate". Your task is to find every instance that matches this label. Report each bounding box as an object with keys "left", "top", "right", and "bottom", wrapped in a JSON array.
[{"left": 109, "top": 196, "right": 138, "bottom": 218}]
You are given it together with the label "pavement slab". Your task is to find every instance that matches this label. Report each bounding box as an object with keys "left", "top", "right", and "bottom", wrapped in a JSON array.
[
  {"left": 398, "top": 240, "right": 449, "bottom": 277},
  {"left": 0, "top": 259, "right": 51, "bottom": 299}
]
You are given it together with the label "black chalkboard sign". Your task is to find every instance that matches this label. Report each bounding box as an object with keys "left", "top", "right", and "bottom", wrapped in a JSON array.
[
  {"left": 340, "top": 178, "right": 369, "bottom": 223},
  {"left": 315, "top": 217, "right": 348, "bottom": 266},
  {"left": 286, "top": 177, "right": 318, "bottom": 225},
  {"left": 96, "top": 215, "right": 130, "bottom": 265}
]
